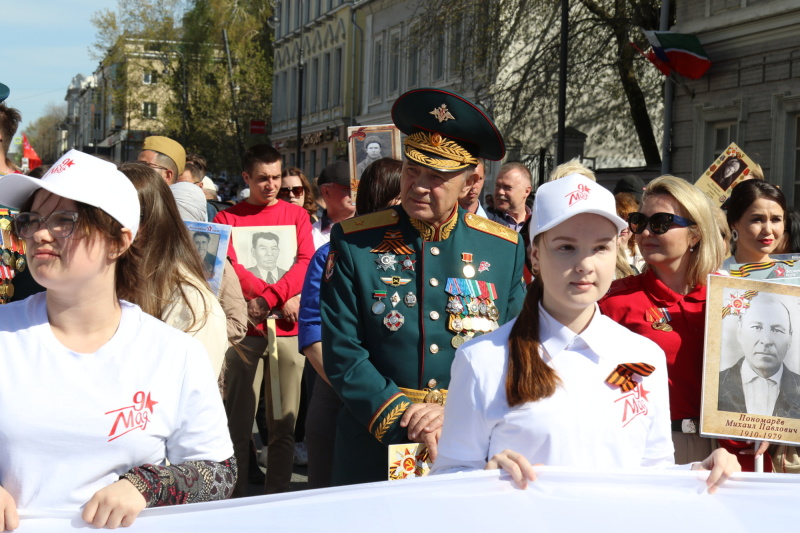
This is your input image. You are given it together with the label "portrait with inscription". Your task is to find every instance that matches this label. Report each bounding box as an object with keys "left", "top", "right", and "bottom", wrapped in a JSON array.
[{"left": 701, "top": 276, "right": 800, "bottom": 445}]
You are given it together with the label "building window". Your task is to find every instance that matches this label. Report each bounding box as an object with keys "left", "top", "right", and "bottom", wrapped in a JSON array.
[
  {"left": 408, "top": 33, "right": 420, "bottom": 88},
  {"left": 290, "top": 68, "right": 297, "bottom": 119},
  {"left": 691, "top": 100, "right": 744, "bottom": 180},
  {"left": 310, "top": 149, "right": 317, "bottom": 178},
  {"left": 322, "top": 52, "right": 331, "bottom": 109},
  {"left": 432, "top": 33, "right": 446, "bottom": 81},
  {"left": 388, "top": 33, "right": 400, "bottom": 93},
  {"left": 322, "top": 147, "right": 328, "bottom": 167},
  {"left": 275, "top": 2, "right": 282, "bottom": 39},
  {"left": 142, "top": 102, "right": 158, "bottom": 119},
  {"left": 449, "top": 18, "right": 463, "bottom": 74},
  {"left": 713, "top": 123, "right": 738, "bottom": 159},
  {"left": 142, "top": 70, "right": 159, "bottom": 85},
  {"left": 310, "top": 57, "right": 319, "bottom": 112},
  {"left": 372, "top": 39, "right": 383, "bottom": 100},
  {"left": 333, "top": 47, "right": 342, "bottom": 106}
]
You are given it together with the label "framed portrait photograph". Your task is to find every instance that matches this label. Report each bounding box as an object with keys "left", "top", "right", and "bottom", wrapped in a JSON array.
[
  {"left": 184, "top": 220, "right": 232, "bottom": 297},
  {"left": 694, "top": 142, "right": 758, "bottom": 206},
  {"left": 347, "top": 125, "right": 403, "bottom": 206},
  {"left": 231, "top": 225, "right": 298, "bottom": 285},
  {"left": 701, "top": 275, "right": 800, "bottom": 445}
]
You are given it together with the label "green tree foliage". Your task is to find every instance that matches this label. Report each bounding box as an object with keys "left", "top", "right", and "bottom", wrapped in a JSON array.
[
  {"left": 91, "top": 0, "right": 273, "bottom": 175},
  {"left": 416, "top": 0, "right": 670, "bottom": 167},
  {"left": 26, "top": 103, "right": 67, "bottom": 166},
  {"left": 171, "top": 0, "right": 274, "bottom": 174}
]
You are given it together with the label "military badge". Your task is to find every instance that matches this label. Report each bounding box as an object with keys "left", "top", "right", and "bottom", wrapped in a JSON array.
[
  {"left": 384, "top": 310, "right": 405, "bottom": 331},
  {"left": 404, "top": 292, "right": 417, "bottom": 307},
  {"left": 401, "top": 255, "right": 416, "bottom": 271},
  {"left": 478, "top": 261, "right": 490, "bottom": 273},
  {"left": 429, "top": 103, "right": 455, "bottom": 123},
  {"left": 646, "top": 307, "right": 673, "bottom": 332},
  {"left": 461, "top": 252, "right": 475, "bottom": 278},
  {"left": 380, "top": 276, "right": 411, "bottom": 287},
  {"left": 372, "top": 290, "right": 388, "bottom": 314},
  {"left": 375, "top": 253, "right": 398, "bottom": 271},
  {"left": 324, "top": 251, "right": 337, "bottom": 282},
  {"left": 390, "top": 292, "right": 401, "bottom": 308}
]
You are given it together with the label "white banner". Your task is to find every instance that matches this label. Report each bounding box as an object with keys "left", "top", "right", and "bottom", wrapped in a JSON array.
[{"left": 19, "top": 467, "right": 800, "bottom": 532}]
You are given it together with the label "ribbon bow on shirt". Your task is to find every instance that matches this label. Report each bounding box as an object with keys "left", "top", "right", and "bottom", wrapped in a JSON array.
[{"left": 605, "top": 363, "right": 656, "bottom": 392}]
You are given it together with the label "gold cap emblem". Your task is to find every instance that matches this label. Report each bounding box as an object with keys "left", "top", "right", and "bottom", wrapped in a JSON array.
[{"left": 430, "top": 104, "right": 455, "bottom": 123}]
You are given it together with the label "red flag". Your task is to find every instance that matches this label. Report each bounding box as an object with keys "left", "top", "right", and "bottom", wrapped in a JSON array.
[
  {"left": 642, "top": 31, "right": 711, "bottom": 80},
  {"left": 22, "top": 134, "right": 42, "bottom": 171}
]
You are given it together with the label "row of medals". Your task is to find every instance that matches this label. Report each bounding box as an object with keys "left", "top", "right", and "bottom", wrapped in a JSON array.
[
  {"left": 447, "top": 295, "right": 500, "bottom": 348},
  {"left": 0, "top": 216, "right": 25, "bottom": 302}
]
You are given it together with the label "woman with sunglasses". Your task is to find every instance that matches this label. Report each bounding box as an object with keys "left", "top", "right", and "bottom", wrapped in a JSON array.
[
  {"left": 0, "top": 151, "right": 234, "bottom": 530},
  {"left": 432, "top": 174, "right": 739, "bottom": 490},
  {"left": 279, "top": 167, "right": 317, "bottom": 223},
  {"left": 721, "top": 179, "right": 786, "bottom": 270},
  {"left": 599, "top": 176, "right": 764, "bottom": 467}
]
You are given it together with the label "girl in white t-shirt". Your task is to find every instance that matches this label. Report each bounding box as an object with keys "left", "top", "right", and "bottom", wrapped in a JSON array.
[
  {"left": 0, "top": 150, "right": 234, "bottom": 530},
  {"left": 431, "top": 173, "right": 741, "bottom": 492}
]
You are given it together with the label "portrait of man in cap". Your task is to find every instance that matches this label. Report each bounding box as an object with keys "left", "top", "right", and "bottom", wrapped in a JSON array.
[
  {"left": 192, "top": 231, "right": 219, "bottom": 279},
  {"left": 348, "top": 126, "right": 402, "bottom": 186}
]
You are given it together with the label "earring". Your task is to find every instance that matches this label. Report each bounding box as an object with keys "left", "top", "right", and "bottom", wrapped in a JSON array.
[
  {"left": 731, "top": 229, "right": 738, "bottom": 242},
  {"left": 689, "top": 246, "right": 694, "bottom": 252}
]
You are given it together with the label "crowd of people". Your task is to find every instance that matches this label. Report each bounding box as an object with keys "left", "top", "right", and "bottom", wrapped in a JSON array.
[{"left": 0, "top": 81, "right": 795, "bottom": 530}]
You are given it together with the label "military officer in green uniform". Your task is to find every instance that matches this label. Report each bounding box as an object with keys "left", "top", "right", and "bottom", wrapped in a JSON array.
[{"left": 321, "top": 88, "right": 526, "bottom": 485}]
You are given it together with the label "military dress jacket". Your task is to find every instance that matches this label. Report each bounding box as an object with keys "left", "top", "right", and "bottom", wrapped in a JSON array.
[{"left": 321, "top": 205, "right": 525, "bottom": 484}]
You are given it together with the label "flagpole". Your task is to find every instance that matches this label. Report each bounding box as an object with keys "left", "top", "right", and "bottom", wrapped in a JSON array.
[{"left": 660, "top": 0, "right": 672, "bottom": 174}]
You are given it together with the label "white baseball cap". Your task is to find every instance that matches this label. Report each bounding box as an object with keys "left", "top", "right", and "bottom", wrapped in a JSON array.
[
  {"left": 530, "top": 173, "right": 626, "bottom": 239},
  {"left": 0, "top": 149, "right": 140, "bottom": 237}
]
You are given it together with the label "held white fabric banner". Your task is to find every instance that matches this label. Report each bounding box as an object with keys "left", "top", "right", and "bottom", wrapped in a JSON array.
[{"left": 18, "top": 467, "right": 800, "bottom": 532}]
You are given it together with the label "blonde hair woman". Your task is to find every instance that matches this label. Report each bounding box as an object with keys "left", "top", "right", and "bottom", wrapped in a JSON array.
[{"left": 600, "top": 176, "right": 764, "bottom": 470}]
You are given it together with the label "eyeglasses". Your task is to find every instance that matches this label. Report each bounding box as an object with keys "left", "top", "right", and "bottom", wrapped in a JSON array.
[
  {"left": 628, "top": 212, "right": 696, "bottom": 235},
  {"left": 277, "top": 186, "right": 304, "bottom": 198},
  {"left": 142, "top": 161, "right": 169, "bottom": 173},
  {"left": 15, "top": 211, "right": 80, "bottom": 239}
]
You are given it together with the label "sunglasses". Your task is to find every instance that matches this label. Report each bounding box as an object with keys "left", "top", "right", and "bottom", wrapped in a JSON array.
[
  {"left": 628, "top": 212, "right": 695, "bottom": 235},
  {"left": 15, "top": 211, "right": 80, "bottom": 239},
  {"left": 277, "top": 186, "right": 304, "bottom": 198}
]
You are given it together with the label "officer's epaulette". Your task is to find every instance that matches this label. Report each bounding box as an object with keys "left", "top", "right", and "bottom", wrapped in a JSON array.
[
  {"left": 463, "top": 213, "right": 519, "bottom": 244},
  {"left": 340, "top": 208, "right": 399, "bottom": 234}
]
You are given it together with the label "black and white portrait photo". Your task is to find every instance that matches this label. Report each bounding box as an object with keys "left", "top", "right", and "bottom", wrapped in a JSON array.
[
  {"left": 702, "top": 276, "right": 800, "bottom": 446},
  {"left": 717, "top": 291, "right": 800, "bottom": 419},
  {"left": 184, "top": 220, "right": 231, "bottom": 297},
  {"left": 231, "top": 225, "right": 297, "bottom": 285}
]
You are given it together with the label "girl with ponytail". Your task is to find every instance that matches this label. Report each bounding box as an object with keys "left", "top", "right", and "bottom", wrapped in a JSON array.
[{"left": 431, "top": 174, "right": 740, "bottom": 492}]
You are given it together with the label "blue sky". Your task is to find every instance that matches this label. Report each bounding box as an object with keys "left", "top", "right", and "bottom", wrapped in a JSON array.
[{"left": 0, "top": 0, "right": 120, "bottom": 131}]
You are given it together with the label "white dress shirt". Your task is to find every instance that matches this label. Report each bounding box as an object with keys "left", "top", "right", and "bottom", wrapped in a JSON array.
[
  {"left": 432, "top": 305, "right": 674, "bottom": 474},
  {"left": 741, "top": 362, "right": 782, "bottom": 416}
]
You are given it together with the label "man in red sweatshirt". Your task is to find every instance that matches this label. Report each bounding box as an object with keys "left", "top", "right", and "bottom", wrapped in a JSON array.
[{"left": 215, "top": 144, "right": 314, "bottom": 496}]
